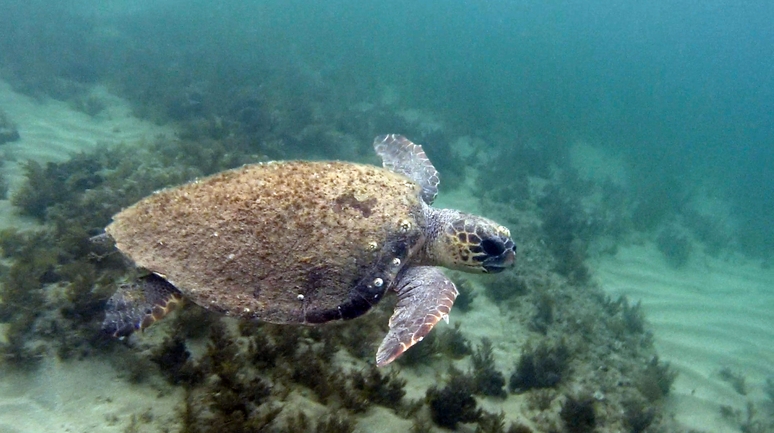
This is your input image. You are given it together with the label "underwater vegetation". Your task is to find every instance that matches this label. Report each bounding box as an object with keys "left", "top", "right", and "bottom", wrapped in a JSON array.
[
  {"left": 426, "top": 370, "right": 482, "bottom": 429},
  {"left": 656, "top": 225, "right": 693, "bottom": 268},
  {"left": 602, "top": 294, "right": 648, "bottom": 339},
  {"left": 437, "top": 322, "right": 473, "bottom": 360},
  {"left": 452, "top": 276, "right": 477, "bottom": 312},
  {"left": 0, "top": 163, "right": 7, "bottom": 201},
  {"left": 719, "top": 366, "right": 748, "bottom": 396},
  {"left": 0, "top": 229, "right": 50, "bottom": 367},
  {"left": 719, "top": 400, "right": 773, "bottom": 433},
  {"left": 528, "top": 292, "right": 555, "bottom": 335},
  {"left": 628, "top": 163, "right": 692, "bottom": 234},
  {"left": 509, "top": 340, "right": 569, "bottom": 393},
  {"left": 476, "top": 138, "right": 561, "bottom": 210},
  {"left": 0, "top": 109, "right": 20, "bottom": 145},
  {"left": 623, "top": 399, "right": 656, "bottom": 433},
  {"left": 482, "top": 272, "right": 529, "bottom": 304},
  {"left": 471, "top": 337, "right": 507, "bottom": 398},
  {"left": 559, "top": 395, "right": 596, "bottom": 433},
  {"left": 537, "top": 180, "right": 598, "bottom": 284},
  {"left": 636, "top": 356, "right": 678, "bottom": 402}
]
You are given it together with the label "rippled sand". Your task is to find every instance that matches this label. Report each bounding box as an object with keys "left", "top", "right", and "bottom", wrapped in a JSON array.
[{"left": 592, "top": 244, "right": 774, "bottom": 433}]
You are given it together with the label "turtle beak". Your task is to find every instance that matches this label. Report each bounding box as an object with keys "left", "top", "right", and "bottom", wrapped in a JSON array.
[{"left": 482, "top": 239, "right": 516, "bottom": 273}]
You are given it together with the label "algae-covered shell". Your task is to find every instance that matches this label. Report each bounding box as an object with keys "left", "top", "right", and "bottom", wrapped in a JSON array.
[{"left": 106, "top": 160, "right": 425, "bottom": 324}]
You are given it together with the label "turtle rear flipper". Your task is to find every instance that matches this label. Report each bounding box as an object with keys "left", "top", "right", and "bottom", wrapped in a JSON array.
[
  {"left": 376, "top": 266, "right": 458, "bottom": 367},
  {"left": 102, "top": 274, "right": 182, "bottom": 338}
]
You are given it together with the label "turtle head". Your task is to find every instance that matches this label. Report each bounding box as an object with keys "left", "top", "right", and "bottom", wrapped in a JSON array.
[{"left": 425, "top": 210, "right": 516, "bottom": 273}]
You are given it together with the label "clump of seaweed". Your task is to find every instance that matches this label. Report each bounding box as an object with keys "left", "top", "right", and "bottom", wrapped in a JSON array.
[
  {"left": 70, "top": 93, "right": 107, "bottom": 117},
  {"left": 150, "top": 335, "right": 204, "bottom": 385},
  {"left": 245, "top": 325, "right": 282, "bottom": 369},
  {"left": 426, "top": 370, "right": 482, "bottom": 429},
  {"left": 396, "top": 328, "right": 438, "bottom": 366},
  {"left": 476, "top": 140, "right": 557, "bottom": 209},
  {"left": 483, "top": 272, "right": 528, "bottom": 303},
  {"left": 636, "top": 356, "right": 677, "bottom": 401},
  {"left": 656, "top": 225, "right": 692, "bottom": 268},
  {"left": 0, "top": 229, "right": 56, "bottom": 368},
  {"left": 172, "top": 305, "right": 217, "bottom": 340},
  {"left": 410, "top": 417, "right": 434, "bottom": 433},
  {"left": 560, "top": 395, "right": 596, "bottom": 433},
  {"left": 350, "top": 365, "right": 407, "bottom": 410},
  {"left": 313, "top": 412, "right": 357, "bottom": 433},
  {"left": 11, "top": 158, "right": 81, "bottom": 220},
  {"left": 719, "top": 401, "right": 769, "bottom": 433},
  {"left": 175, "top": 321, "right": 282, "bottom": 432},
  {"left": 475, "top": 411, "right": 506, "bottom": 433},
  {"left": 529, "top": 292, "right": 555, "bottom": 334},
  {"left": 620, "top": 296, "right": 646, "bottom": 334},
  {"left": 474, "top": 411, "right": 535, "bottom": 433},
  {"left": 454, "top": 277, "right": 477, "bottom": 312},
  {"left": 537, "top": 181, "right": 595, "bottom": 283},
  {"left": 505, "top": 422, "right": 534, "bottom": 433},
  {"left": 526, "top": 388, "right": 557, "bottom": 411},
  {"left": 436, "top": 322, "right": 472, "bottom": 359},
  {"left": 269, "top": 407, "right": 358, "bottom": 433},
  {"left": 471, "top": 337, "right": 507, "bottom": 398},
  {"left": 509, "top": 340, "right": 570, "bottom": 393},
  {"left": 0, "top": 170, "right": 7, "bottom": 200},
  {"left": 0, "top": 109, "right": 20, "bottom": 144},
  {"left": 623, "top": 399, "right": 656, "bottom": 433},
  {"left": 718, "top": 366, "right": 748, "bottom": 395},
  {"left": 605, "top": 295, "right": 647, "bottom": 339}
]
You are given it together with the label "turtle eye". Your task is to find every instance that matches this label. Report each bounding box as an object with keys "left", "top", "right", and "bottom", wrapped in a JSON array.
[{"left": 481, "top": 238, "right": 505, "bottom": 256}]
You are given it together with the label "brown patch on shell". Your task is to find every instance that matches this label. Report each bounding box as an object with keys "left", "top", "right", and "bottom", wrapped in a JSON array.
[{"left": 333, "top": 192, "right": 377, "bottom": 218}]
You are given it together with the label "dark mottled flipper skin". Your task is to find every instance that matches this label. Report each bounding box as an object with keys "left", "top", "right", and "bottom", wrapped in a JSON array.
[
  {"left": 376, "top": 266, "right": 458, "bottom": 367},
  {"left": 374, "top": 134, "right": 440, "bottom": 205},
  {"left": 102, "top": 274, "right": 182, "bottom": 338}
]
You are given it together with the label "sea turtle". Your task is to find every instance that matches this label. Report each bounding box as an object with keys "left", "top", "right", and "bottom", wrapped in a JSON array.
[{"left": 102, "top": 135, "right": 516, "bottom": 366}]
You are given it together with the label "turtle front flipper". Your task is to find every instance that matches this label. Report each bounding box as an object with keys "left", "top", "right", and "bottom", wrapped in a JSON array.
[
  {"left": 374, "top": 135, "right": 440, "bottom": 205},
  {"left": 376, "top": 266, "right": 458, "bottom": 367},
  {"left": 102, "top": 274, "right": 182, "bottom": 338}
]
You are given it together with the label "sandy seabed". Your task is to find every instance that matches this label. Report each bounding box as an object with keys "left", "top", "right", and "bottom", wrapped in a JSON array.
[
  {"left": 1, "top": 81, "right": 773, "bottom": 432},
  {"left": 593, "top": 244, "right": 774, "bottom": 433}
]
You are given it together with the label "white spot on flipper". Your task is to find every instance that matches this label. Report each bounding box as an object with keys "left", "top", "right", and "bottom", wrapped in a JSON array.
[
  {"left": 392, "top": 258, "right": 401, "bottom": 266},
  {"left": 297, "top": 294, "right": 304, "bottom": 301},
  {"left": 373, "top": 278, "right": 384, "bottom": 287}
]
